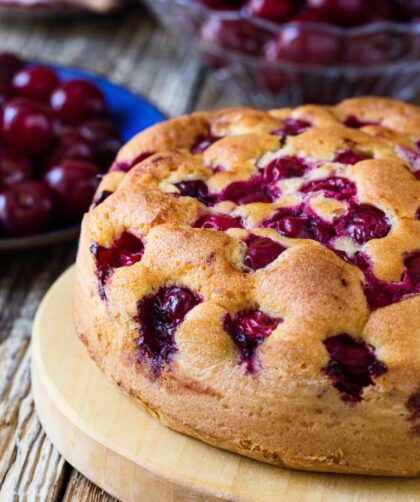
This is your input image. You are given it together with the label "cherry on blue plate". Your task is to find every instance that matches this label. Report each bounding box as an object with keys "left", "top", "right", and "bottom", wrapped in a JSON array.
[{"left": 0, "top": 64, "right": 166, "bottom": 252}]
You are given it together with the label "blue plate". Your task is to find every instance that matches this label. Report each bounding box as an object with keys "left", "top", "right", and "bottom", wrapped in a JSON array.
[{"left": 0, "top": 64, "right": 167, "bottom": 252}]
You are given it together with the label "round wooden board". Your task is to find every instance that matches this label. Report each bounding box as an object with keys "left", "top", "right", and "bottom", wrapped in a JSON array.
[{"left": 31, "top": 266, "right": 420, "bottom": 502}]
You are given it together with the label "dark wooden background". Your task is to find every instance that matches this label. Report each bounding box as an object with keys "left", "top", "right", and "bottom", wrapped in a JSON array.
[{"left": 0, "top": 5, "right": 245, "bottom": 500}]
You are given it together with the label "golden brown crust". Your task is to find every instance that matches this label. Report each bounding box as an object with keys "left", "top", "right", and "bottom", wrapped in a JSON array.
[{"left": 75, "top": 97, "right": 420, "bottom": 476}]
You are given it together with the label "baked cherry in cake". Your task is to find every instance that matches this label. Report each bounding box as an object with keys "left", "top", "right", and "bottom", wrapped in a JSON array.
[
  {"left": 272, "top": 118, "right": 311, "bottom": 138},
  {"left": 338, "top": 204, "right": 390, "bottom": 244},
  {"left": 191, "top": 134, "right": 220, "bottom": 154},
  {"left": 334, "top": 148, "right": 370, "bottom": 165},
  {"left": 262, "top": 156, "right": 308, "bottom": 182},
  {"left": 224, "top": 309, "right": 282, "bottom": 372},
  {"left": 323, "top": 333, "right": 387, "bottom": 402},
  {"left": 300, "top": 176, "right": 356, "bottom": 200},
  {"left": 75, "top": 98, "right": 420, "bottom": 476},
  {"left": 264, "top": 205, "right": 335, "bottom": 244},
  {"left": 91, "top": 230, "right": 144, "bottom": 299},
  {"left": 175, "top": 180, "right": 213, "bottom": 205},
  {"left": 136, "top": 286, "right": 201, "bottom": 374},
  {"left": 194, "top": 213, "right": 243, "bottom": 230},
  {"left": 244, "top": 234, "right": 286, "bottom": 271},
  {"left": 342, "top": 115, "right": 379, "bottom": 129}
]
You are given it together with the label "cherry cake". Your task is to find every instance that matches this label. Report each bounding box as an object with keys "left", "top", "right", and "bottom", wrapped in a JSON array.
[{"left": 74, "top": 97, "right": 420, "bottom": 476}]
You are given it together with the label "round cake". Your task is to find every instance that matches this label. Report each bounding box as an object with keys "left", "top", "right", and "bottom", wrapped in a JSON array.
[{"left": 74, "top": 97, "right": 420, "bottom": 476}]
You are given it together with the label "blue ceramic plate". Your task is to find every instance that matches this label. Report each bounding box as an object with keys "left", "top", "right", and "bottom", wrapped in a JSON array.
[{"left": 0, "top": 65, "right": 166, "bottom": 252}]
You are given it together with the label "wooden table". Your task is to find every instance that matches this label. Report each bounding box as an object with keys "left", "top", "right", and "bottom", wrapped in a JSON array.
[{"left": 0, "top": 6, "right": 245, "bottom": 500}]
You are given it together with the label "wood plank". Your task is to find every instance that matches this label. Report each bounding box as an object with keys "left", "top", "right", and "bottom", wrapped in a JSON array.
[
  {"left": 0, "top": 244, "right": 76, "bottom": 501},
  {"left": 63, "top": 471, "right": 116, "bottom": 502}
]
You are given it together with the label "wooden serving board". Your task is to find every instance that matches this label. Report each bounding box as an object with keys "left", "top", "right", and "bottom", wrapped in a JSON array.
[{"left": 31, "top": 266, "right": 420, "bottom": 502}]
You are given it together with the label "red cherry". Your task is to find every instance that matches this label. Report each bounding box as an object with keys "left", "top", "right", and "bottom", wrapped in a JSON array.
[
  {"left": 406, "top": 252, "right": 420, "bottom": 285},
  {"left": 191, "top": 134, "right": 220, "bottom": 154},
  {"left": 262, "top": 156, "right": 307, "bottom": 182},
  {"left": 246, "top": 0, "right": 296, "bottom": 23},
  {"left": 1, "top": 98, "right": 53, "bottom": 154},
  {"left": 342, "top": 204, "right": 390, "bottom": 244},
  {"left": 110, "top": 151, "right": 154, "bottom": 173},
  {"left": 50, "top": 79, "right": 107, "bottom": 125},
  {"left": 194, "top": 213, "right": 243, "bottom": 230},
  {"left": 395, "top": 0, "right": 420, "bottom": 19},
  {"left": 343, "top": 115, "right": 379, "bottom": 128},
  {"left": 198, "top": 0, "right": 242, "bottom": 9},
  {"left": 91, "top": 231, "right": 144, "bottom": 300},
  {"left": 0, "top": 53, "right": 24, "bottom": 82},
  {"left": 334, "top": 149, "right": 370, "bottom": 164},
  {"left": 301, "top": 176, "right": 356, "bottom": 200},
  {"left": 323, "top": 333, "right": 387, "bottom": 402},
  {"left": 0, "top": 147, "right": 32, "bottom": 187},
  {"left": 201, "top": 18, "right": 264, "bottom": 55},
  {"left": 363, "top": 0, "right": 395, "bottom": 22},
  {"left": 0, "top": 180, "right": 52, "bottom": 236},
  {"left": 261, "top": 66, "right": 294, "bottom": 93},
  {"left": 344, "top": 33, "right": 407, "bottom": 66},
  {"left": 264, "top": 206, "right": 335, "bottom": 243},
  {"left": 244, "top": 235, "right": 286, "bottom": 271},
  {"left": 175, "top": 179, "right": 213, "bottom": 205},
  {"left": 0, "top": 80, "right": 12, "bottom": 107},
  {"left": 47, "top": 129, "right": 95, "bottom": 166},
  {"left": 217, "top": 176, "right": 274, "bottom": 205},
  {"left": 136, "top": 286, "right": 201, "bottom": 374},
  {"left": 262, "top": 26, "right": 339, "bottom": 66},
  {"left": 307, "top": 0, "right": 366, "bottom": 26},
  {"left": 272, "top": 118, "right": 311, "bottom": 138},
  {"left": 224, "top": 309, "right": 281, "bottom": 371},
  {"left": 12, "top": 65, "right": 60, "bottom": 102},
  {"left": 290, "top": 9, "right": 326, "bottom": 23},
  {"left": 42, "top": 159, "right": 100, "bottom": 223},
  {"left": 79, "top": 119, "right": 123, "bottom": 168}
]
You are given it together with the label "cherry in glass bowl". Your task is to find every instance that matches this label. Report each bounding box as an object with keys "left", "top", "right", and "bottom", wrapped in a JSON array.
[{"left": 143, "top": 0, "right": 420, "bottom": 106}]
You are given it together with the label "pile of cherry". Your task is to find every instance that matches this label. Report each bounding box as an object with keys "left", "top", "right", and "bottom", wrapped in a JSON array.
[
  {"left": 197, "top": 0, "right": 419, "bottom": 68},
  {"left": 0, "top": 53, "right": 122, "bottom": 238},
  {"left": 200, "top": 0, "right": 419, "bottom": 26}
]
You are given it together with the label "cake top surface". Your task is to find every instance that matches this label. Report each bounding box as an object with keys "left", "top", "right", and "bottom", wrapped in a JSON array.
[{"left": 84, "top": 96, "right": 420, "bottom": 400}]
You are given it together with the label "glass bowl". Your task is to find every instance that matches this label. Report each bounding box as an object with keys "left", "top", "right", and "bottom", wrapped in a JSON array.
[{"left": 144, "top": 0, "right": 420, "bottom": 107}]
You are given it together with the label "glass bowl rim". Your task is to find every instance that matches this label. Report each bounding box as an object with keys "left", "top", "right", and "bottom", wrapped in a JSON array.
[
  {"left": 156, "top": 0, "right": 420, "bottom": 36},
  {"left": 147, "top": 0, "right": 420, "bottom": 71}
]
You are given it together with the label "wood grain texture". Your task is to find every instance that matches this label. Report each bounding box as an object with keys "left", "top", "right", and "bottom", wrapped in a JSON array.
[
  {"left": 63, "top": 471, "right": 116, "bottom": 502},
  {"left": 0, "top": 6, "right": 236, "bottom": 501},
  {"left": 0, "top": 245, "right": 76, "bottom": 501}
]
